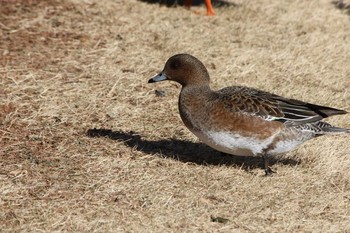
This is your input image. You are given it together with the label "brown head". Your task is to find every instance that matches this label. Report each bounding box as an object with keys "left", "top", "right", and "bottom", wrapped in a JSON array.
[{"left": 148, "top": 54, "right": 210, "bottom": 87}]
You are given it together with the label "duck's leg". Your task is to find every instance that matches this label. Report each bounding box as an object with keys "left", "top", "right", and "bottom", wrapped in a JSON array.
[
  {"left": 262, "top": 153, "right": 276, "bottom": 176},
  {"left": 204, "top": 0, "right": 216, "bottom": 16}
]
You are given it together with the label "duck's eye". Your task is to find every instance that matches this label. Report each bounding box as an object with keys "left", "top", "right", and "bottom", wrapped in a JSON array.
[{"left": 170, "top": 60, "right": 181, "bottom": 70}]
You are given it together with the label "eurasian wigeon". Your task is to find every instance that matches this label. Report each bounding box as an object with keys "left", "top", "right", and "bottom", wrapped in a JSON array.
[{"left": 148, "top": 54, "right": 349, "bottom": 175}]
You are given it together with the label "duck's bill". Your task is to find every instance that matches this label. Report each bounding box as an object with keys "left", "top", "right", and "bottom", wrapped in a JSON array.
[{"left": 148, "top": 73, "right": 168, "bottom": 83}]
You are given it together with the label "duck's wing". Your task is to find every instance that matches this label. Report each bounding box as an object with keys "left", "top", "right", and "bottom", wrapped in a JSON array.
[{"left": 217, "top": 86, "right": 348, "bottom": 126}]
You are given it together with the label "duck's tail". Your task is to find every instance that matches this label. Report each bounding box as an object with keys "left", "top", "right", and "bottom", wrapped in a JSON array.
[{"left": 313, "top": 121, "right": 349, "bottom": 135}]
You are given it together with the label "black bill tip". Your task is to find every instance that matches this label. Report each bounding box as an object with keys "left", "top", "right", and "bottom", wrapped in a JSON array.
[{"left": 148, "top": 73, "right": 168, "bottom": 83}]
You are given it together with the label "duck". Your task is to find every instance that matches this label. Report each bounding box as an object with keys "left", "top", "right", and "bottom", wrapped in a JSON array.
[{"left": 148, "top": 54, "right": 349, "bottom": 175}]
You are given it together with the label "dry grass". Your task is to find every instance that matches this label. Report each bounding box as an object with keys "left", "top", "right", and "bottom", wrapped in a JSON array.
[{"left": 1, "top": 0, "right": 350, "bottom": 232}]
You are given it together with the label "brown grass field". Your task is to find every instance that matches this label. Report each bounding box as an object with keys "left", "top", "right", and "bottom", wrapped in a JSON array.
[{"left": 1, "top": 0, "right": 350, "bottom": 232}]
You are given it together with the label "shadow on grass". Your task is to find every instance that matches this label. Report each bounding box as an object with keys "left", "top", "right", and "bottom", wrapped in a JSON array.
[
  {"left": 87, "top": 128, "right": 300, "bottom": 171},
  {"left": 138, "top": 0, "right": 237, "bottom": 8}
]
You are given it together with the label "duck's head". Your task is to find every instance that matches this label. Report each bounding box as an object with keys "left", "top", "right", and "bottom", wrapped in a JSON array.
[{"left": 148, "top": 54, "right": 210, "bottom": 87}]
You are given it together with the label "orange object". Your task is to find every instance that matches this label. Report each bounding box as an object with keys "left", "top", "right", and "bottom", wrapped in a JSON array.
[{"left": 184, "top": 0, "right": 216, "bottom": 16}]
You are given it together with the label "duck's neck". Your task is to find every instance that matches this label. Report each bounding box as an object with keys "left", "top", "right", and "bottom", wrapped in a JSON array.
[{"left": 181, "top": 83, "right": 212, "bottom": 94}]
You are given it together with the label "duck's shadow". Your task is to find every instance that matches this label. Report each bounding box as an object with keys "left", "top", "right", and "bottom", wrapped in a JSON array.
[{"left": 87, "top": 128, "right": 299, "bottom": 171}]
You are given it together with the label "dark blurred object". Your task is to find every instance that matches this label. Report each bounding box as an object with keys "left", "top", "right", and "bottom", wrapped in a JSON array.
[
  {"left": 332, "top": 0, "right": 350, "bottom": 14},
  {"left": 155, "top": 89, "right": 166, "bottom": 97}
]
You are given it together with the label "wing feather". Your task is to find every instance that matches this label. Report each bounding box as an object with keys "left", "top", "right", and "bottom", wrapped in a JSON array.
[{"left": 217, "top": 86, "right": 347, "bottom": 126}]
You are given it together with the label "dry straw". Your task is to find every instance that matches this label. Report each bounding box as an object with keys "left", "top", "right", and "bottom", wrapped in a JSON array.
[{"left": 1, "top": 0, "right": 349, "bottom": 232}]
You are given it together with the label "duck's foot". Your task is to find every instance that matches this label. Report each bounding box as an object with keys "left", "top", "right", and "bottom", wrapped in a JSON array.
[
  {"left": 262, "top": 154, "right": 276, "bottom": 176},
  {"left": 264, "top": 167, "right": 276, "bottom": 176}
]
